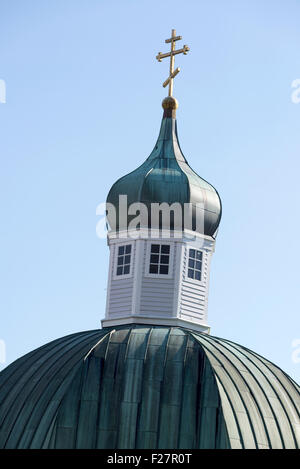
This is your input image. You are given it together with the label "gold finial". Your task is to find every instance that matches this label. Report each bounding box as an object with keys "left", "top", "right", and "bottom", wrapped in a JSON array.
[
  {"left": 162, "top": 96, "right": 178, "bottom": 110},
  {"left": 156, "top": 29, "right": 190, "bottom": 98}
]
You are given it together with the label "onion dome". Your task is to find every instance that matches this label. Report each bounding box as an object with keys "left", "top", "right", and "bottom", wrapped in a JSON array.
[
  {"left": 0, "top": 325, "right": 299, "bottom": 449},
  {"left": 107, "top": 97, "right": 222, "bottom": 237}
]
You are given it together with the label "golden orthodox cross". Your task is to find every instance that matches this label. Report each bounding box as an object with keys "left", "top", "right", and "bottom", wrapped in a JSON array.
[{"left": 156, "top": 29, "right": 190, "bottom": 97}]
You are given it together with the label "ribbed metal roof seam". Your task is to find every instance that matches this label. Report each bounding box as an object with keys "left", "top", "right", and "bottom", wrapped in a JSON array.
[
  {"left": 0, "top": 330, "right": 100, "bottom": 441},
  {"left": 198, "top": 335, "right": 284, "bottom": 448},
  {"left": 210, "top": 336, "right": 299, "bottom": 448},
  {"left": 190, "top": 332, "right": 260, "bottom": 448},
  {"left": 0, "top": 330, "right": 93, "bottom": 405},
  {"left": 17, "top": 332, "right": 103, "bottom": 448},
  {"left": 6, "top": 331, "right": 102, "bottom": 448}
]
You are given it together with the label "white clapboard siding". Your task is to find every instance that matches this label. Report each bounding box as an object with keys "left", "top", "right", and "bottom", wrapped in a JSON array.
[
  {"left": 179, "top": 246, "right": 210, "bottom": 322},
  {"left": 139, "top": 240, "right": 176, "bottom": 316},
  {"left": 103, "top": 230, "right": 215, "bottom": 333},
  {"left": 106, "top": 242, "right": 135, "bottom": 315}
]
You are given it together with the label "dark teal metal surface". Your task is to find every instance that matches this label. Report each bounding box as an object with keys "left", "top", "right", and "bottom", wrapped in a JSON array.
[
  {"left": 107, "top": 114, "right": 222, "bottom": 237},
  {"left": 0, "top": 325, "right": 299, "bottom": 449}
]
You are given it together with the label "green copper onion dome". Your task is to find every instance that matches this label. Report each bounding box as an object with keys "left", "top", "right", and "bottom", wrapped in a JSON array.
[
  {"left": 107, "top": 98, "right": 222, "bottom": 237},
  {"left": 0, "top": 325, "right": 299, "bottom": 449}
]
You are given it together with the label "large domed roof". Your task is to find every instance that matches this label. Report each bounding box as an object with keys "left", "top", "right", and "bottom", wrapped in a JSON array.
[
  {"left": 0, "top": 325, "right": 299, "bottom": 449},
  {"left": 107, "top": 103, "right": 222, "bottom": 237}
]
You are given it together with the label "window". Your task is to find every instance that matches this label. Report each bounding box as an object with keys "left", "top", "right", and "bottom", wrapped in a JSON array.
[
  {"left": 149, "top": 244, "right": 170, "bottom": 275},
  {"left": 145, "top": 243, "right": 173, "bottom": 278},
  {"left": 116, "top": 244, "right": 132, "bottom": 276},
  {"left": 187, "top": 249, "right": 203, "bottom": 281}
]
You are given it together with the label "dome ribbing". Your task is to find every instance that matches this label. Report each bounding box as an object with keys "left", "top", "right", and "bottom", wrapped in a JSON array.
[{"left": 0, "top": 325, "right": 299, "bottom": 449}]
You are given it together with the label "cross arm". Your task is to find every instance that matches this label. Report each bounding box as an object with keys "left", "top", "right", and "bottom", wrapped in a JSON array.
[
  {"left": 162, "top": 67, "right": 180, "bottom": 88},
  {"left": 165, "top": 35, "right": 182, "bottom": 43},
  {"left": 156, "top": 45, "right": 190, "bottom": 62}
]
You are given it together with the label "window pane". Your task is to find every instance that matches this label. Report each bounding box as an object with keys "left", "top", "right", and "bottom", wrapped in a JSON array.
[
  {"left": 195, "top": 270, "right": 201, "bottom": 281},
  {"left": 116, "top": 245, "right": 132, "bottom": 276},
  {"left": 188, "top": 269, "right": 194, "bottom": 279},
  {"left": 160, "top": 255, "right": 169, "bottom": 265},
  {"left": 188, "top": 259, "right": 195, "bottom": 268},
  {"left": 117, "top": 256, "right": 124, "bottom": 266},
  {"left": 150, "top": 254, "right": 159, "bottom": 264},
  {"left": 189, "top": 249, "right": 195, "bottom": 259},
  {"left": 159, "top": 265, "right": 169, "bottom": 275},
  {"left": 149, "top": 244, "right": 171, "bottom": 276},
  {"left": 124, "top": 255, "right": 131, "bottom": 265},
  {"left": 196, "top": 251, "right": 202, "bottom": 260},
  {"left": 196, "top": 261, "right": 201, "bottom": 270},
  {"left": 149, "top": 264, "right": 158, "bottom": 274}
]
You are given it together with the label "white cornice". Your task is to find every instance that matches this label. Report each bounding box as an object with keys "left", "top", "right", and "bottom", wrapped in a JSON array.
[
  {"left": 101, "top": 315, "right": 210, "bottom": 334},
  {"left": 107, "top": 228, "right": 215, "bottom": 250}
]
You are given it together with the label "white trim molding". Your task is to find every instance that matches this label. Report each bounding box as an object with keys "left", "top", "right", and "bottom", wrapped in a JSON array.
[
  {"left": 102, "top": 315, "right": 211, "bottom": 334},
  {"left": 112, "top": 241, "right": 134, "bottom": 280},
  {"left": 184, "top": 246, "right": 206, "bottom": 287}
]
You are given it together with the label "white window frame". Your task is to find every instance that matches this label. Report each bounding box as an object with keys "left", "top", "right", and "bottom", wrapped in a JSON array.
[
  {"left": 113, "top": 242, "right": 134, "bottom": 280},
  {"left": 145, "top": 241, "right": 174, "bottom": 279},
  {"left": 185, "top": 247, "right": 205, "bottom": 285}
]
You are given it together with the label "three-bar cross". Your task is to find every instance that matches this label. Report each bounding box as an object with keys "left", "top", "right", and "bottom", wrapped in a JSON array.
[{"left": 156, "top": 29, "right": 190, "bottom": 97}]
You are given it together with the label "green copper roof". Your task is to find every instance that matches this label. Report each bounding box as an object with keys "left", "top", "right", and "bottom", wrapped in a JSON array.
[
  {"left": 107, "top": 112, "right": 222, "bottom": 237},
  {"left": 0, "top": 325, "right": 299, "bottom": 449}
]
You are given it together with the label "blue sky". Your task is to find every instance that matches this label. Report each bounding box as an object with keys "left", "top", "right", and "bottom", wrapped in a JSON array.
[{"left": 0, "top": 0, "right": 300, "bottom": 381}]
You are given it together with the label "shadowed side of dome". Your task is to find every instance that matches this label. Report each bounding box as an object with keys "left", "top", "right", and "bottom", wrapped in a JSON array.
[
  {"left": 0, "top": 325, "right": 299, "bottom": 449},
  {"left": 191, "top": 332, "right": 300, "bottom": 449}
]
